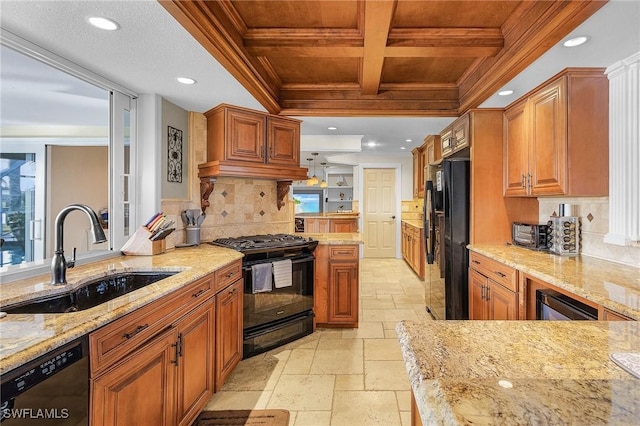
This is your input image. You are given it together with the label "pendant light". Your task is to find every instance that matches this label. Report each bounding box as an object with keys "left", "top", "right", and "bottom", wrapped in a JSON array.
[
  {"left": 308, "top": 153, "right": 319, "bottom": 185},
  {"left": 320, "top": 162, "right": 327, "bottom": 188},
  {"left": 306, "top": 157, "right": 315, "bottom": 186}
]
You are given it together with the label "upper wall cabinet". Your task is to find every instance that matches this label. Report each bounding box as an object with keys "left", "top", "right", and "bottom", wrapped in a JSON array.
[
  {"left": 503, "top": 68, "right": 609, "bottom": 197},
  {"left": 206, "top": 104, "right": 300, "bottom": 166},
  {"left": 198, "top": 104, "right": 308, "bottom": 212},
  {"left": 441, "top": 114, "right": 469, "bottom": 158}
]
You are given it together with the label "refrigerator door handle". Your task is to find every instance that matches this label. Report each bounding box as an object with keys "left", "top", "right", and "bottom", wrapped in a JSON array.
[{"left": 425, "top": 180, "right": 436, "bottom": 264}]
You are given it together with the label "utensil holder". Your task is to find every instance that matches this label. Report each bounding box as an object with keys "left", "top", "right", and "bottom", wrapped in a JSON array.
[{"left": 186, "top": 226, "right": 201, "bottom": 246}]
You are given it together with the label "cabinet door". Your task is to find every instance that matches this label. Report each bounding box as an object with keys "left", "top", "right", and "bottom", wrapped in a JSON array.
[
  {"left": 215, "top": 280, "right": 243, "bottom": 391},
  {"left": 225, "top": 108, "right": 265, "bottom": 163},
  {"left": 328, "top": 261, "right": 359, "bottom": 324},
  {"left": 267, "top": 117, "right": 299, "bottom": 165},
  {"left": 503, "top": 100, "right": 529, "bottom": 196},
  {"left": 412, "top": 148, "right": 422, "bottom": 198},
  {"left": 91, "top": 328, "right": 178, "bottom": 426},
  {"left": 318, "top": 218, "right": 330, "bottom": 233},
  {"left": 331, "top": 218, "right": 357, "bottom": 233},
  {"left": 487, "top": 281, "right": 518, "bottom": 320},
  {"left": 452, "top": 114, "right": 469, "bottom": 151},
  {"left": 441, "top": 126, "right": 453, "bottom": 157},
  {"left": 469, "top": 269, "right": 488, "bottom": 320},
  {"left": 529, "top": 78, "right": 566, "bottom": 196},
  {"left": 176, "top": 300, "right": 215, "bottom": 426}
]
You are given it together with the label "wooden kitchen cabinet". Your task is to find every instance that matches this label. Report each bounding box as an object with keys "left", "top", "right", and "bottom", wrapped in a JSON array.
[
  {"left": 205, "top": 104, "right": 301, "bottom": 167},
  {"left": 215, "top": 279, "right": 243, "bottom": 391},
  {"left": 176, "top": 301, "right": 216, "bottom": 426},
  {"left": 441, "top": 114, "right": 469, "bottom": 158},
  {"left": 91, "top": 328, "right": 178, "bottom": 426},
  {"left": 412, "top": 145, "right": 424, "bottom": 198},
  {"left": 401, "top": 222, "right": 424, "bottom": 279},
  {"left": 314, "top": 244, "right": 360, "bottom": 327},
  {"left": 503, "top": 68, "right": 608, "bottom": 197},
  {"left": 305, "top": 218, "right": 330, "bottom": 233},
  {"left": 330, "top": 218, "right": 358, "bottom": 233},
  {"left": 468, "top": 252, "right": 518, "bottom": 320}
]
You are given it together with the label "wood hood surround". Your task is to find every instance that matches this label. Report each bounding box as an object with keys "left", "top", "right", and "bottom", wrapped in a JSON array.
[
  {"left": 159, "top": 0, "right": 606, "bottom": 117},
  {"left": 197, "top": 104, "right": 309, "bottom": 212}
]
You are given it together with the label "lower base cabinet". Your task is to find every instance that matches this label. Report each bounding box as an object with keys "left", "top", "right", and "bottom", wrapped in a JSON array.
[
  {"left": 315, "top": 244, "right": 359, "bottom": 327},
  {"left": 215, "top": 279, "right": 243, "bottom": 391},
  {"left": 90, "top": 261, "right": 243, "bottom": 426},
  {"left": 469, "top": 269, "right": 518, "bottom": 320},
  {"left": 401, "top": 222, "right": 424, "bottom": 279}
]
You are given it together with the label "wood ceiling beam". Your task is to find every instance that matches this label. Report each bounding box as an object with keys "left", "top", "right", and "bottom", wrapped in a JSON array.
[
  {"left": 279, "top": 100, "right": 459, "bottom": 117},
  {"left": 360, "top": 0, "right": 396, "bottom": 95},
  {"left": 457, "top": 0, "right": 608, "bottom": 114}
]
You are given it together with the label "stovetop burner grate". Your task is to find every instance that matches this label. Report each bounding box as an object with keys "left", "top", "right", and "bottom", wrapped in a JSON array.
[{"left": 210, "top": 233, "right": 313, "bottom": 251}]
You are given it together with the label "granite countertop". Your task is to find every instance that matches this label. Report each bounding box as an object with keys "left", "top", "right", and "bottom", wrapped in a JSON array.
[
  {"left": 468, "top": 244, "right": 640, "bottom": 320},
  {"left": 397, "top": 320, "right": 640, "bottom": 425},
  {"left": 402, "top": 219, "right": 424, "bottom": 229},
  {"left": 300, "top": 233, "right": 363, "bottom": 245},
  {"left": 295, "top": 212, "right": 359, "bottom": 219},
  {"left": 0, "top": 245, "right": 243, "bottom": 375}
]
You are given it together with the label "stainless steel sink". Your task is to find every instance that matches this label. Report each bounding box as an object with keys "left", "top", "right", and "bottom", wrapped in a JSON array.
[{"left": 2, "top": 272, "right": 177, "bottom": 314}]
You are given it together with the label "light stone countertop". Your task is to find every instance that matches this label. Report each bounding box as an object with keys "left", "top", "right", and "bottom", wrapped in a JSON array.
[
  {"left": 402, "top": 219, "right": 424, "bottom": 229},
  {"left": 294, "top": 213, "right": 359, "bottom": 219},
  {"left": 300, "top": 233, "right": 363, "bottom": 245},
  {"left": 0, "top": 245, "right": 243, "bottom": 375},
  {"left": 397, "top": 320, "right": 640, "bottom": 425},
  {"left": 468, "top": 244, "right": 640, "bottom": 320}
]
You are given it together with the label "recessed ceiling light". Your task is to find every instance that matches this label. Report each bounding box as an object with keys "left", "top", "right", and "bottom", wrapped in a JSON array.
[
  {"left": 401, "top": 147, "right": 406, "bottom": 150},
  {"left": 405, "top": 139, "right": 412, "bottom": 142},
  {"left": 88, "top": 17, "right": 120, "bottom": 31},
  {"left": 366, "top": 141, "right": 376, "bottom": 147},
  {"left": 328, "top": 126, "right": 338, "bottom": 130},
  {"left": 498, "top": 90, "right": 514, "bottom": 96},
  {"left": 177, "top": 77, "right": 196, "bottom": 85},
  {"left": 563, "top": 36, "right": 589, "bottom": 48}
]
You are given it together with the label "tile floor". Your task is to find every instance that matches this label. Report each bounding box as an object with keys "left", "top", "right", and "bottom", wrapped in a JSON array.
[{"left": 203, "top": 258, "right": 433, "bottom": 425}]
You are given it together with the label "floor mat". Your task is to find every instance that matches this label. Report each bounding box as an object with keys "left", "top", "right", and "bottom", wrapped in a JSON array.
[{"left": 194, "top": 409, "right": 290, "bottom": 426}]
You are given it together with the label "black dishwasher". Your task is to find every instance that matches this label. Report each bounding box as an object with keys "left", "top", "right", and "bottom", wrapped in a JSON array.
[
  {"left": 1, "top": 336, "right": 89, "bottom": 425},
  {"left": 536, "top": 289, "right": 598, "bottom": 321}
]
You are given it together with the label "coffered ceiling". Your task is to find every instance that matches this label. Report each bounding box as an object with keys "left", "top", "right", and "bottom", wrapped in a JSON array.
[{"left": 160, "top": 0, "right": 607, "bottom": 117}]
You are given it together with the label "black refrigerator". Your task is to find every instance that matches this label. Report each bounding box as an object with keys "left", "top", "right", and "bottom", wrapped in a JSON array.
[{"left": 425, "top": 157, "right": 470, "bottom": 320}]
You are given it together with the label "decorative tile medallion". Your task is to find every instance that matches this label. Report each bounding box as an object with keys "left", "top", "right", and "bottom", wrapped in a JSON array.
[
  {"left": 260, "top": 191, "right": 266, "bottom": 197},
  {"left": 221, "top": 190, "right": 228, "bottom": 197},
  {"left": 221, "top": 210, "right": 228, "bottom": 217},
  {"left": 260, "top": 210, "right": 265, "bottom": 216},
  {"left": 587, "top": 213, "right": 594, "bottom": 222}
]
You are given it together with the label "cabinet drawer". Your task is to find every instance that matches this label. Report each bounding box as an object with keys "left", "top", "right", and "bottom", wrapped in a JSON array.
[
  {"left": 329, "top": 245, "right": 358, "bottom": 260},
  {"left": 469, "top": 252, "right": 517, "bottom": 292},
  {"left": 90, "top": 276, "right": 213, "bottom": 374},
  {"left": 214, "top": 260, "right": 242, "bottom": 292}
]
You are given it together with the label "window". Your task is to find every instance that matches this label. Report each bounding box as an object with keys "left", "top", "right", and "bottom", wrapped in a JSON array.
[{"left": 0, "top": 34, "right": 137, "bottom": 280}]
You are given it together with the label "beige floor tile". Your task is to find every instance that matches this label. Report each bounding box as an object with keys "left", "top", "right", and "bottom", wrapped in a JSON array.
[
  {"left": 335, "top": 374, "right": 364, "bottom": 390},
  {"left": 395, "top": 390, "right": 411, "bottom": 411},
  {"left": 342, "top": 322, "right": 385, "bottom": 339},
  {"left": 267, "top": 375, "right": 335, "bottom": 411},
  {"left": 282, "top": 348, "right": 316, "bottom": 375},
  {"left": 364, "top": 339, "right": 404, "bottom": 361},
  {"left": 316, "top": 337, "right": 362, "bottom": 350},
  {"left": 362, "top": 298, "right": 396, "bottom": 309},
  {"left": 383, "top": 321, "right": 399, "bottom": 330},
  {"left": 400, "top": 410, "right": 412, "bottom": 426},
  {"left": 331, "top": 391, "right": 402, "bottom": 426},
  {"left": 363, "top": 308, "right": 419, "bottom": 322},
  {"left": 288, "top": 411, "right": 297, "bottom": 426},
  {"left": 310, "top": 348, "right": 363, "bottom": 374},
  {"left": 364, "top": 360, "right": 411, "bottom": 390},
  {"left": 294, "top": 410, "right": 332, "bottom": 425},
  {"left": 204, "top": 390, "right": 272, "bottom": 410},
  {"left": 220, "top": 354, "right": 285, "bottom": 391},
  {"left": 384, "top": 329, "right": 400, "bottom": 338}
]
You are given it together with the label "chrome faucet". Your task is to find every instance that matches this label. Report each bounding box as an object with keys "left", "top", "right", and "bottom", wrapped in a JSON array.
[{"left": 51, "top": 204, "right": 107, "bottom": 285}]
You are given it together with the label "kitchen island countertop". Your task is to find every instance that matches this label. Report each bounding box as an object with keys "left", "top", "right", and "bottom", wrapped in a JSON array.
[
  {"left": 0, "top": 245, "right": 243, "bottom": 375},
  {"left": 397, "top": 319, "right": 640, "bottom": 425},
  {"left": 294, "top": 212, "right": 359, "bottom": 219}
]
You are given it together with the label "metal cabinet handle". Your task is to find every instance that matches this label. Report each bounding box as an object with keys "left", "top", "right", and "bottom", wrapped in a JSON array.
[
  {"left": 472, "top": 260, "right": 481, "bottom": 265},
  {"left": 494, "top": 271, "right": 506, "bottom": 278},
  {"left": 226, "top": 271, "right": 235, "bottom": 278},
  {"left": 192, "top": 289, "right": 207, "bottom": 298},
  {"left": 230, "top": 287, "right": 237, "bottom": 294},
  {"left": 521, "top": 174, "right": 526, "bottom": 188},
  {"left": 486, "top": 286, "right": 491, "bottom": 301},
  {"left": 171, "top": 333, "right": 183, "bottom": 366},
  {"left": 527, "top": 173, "right": 532, "bottom": 189},
  {"left": 122, "top": 323, "right": 149, "bottom": 339},
  {"left": 481, "top": 285, "right": 486, "bottom": 300}
]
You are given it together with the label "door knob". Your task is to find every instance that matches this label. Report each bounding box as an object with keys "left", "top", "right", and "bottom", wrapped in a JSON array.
[{"left": 391, "top": 216, "right": 396, "bottom": 219}]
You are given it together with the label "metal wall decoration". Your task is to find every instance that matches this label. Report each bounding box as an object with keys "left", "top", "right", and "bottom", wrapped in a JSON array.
[{"left": 167, "top": 126, "right": 183, "bottom": 183}]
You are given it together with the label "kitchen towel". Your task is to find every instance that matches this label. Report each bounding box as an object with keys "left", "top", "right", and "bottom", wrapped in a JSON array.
[
  {"left": 272, "top": 259, "right": 293, "bottom": 288},
  {"left": 251, "top": 263, "right": 273, "bottom": 293}
]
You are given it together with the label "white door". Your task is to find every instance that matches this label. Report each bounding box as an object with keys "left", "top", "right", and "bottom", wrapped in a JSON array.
[{"left": 362, "top": 168, "right": 396, "bottom": 257}]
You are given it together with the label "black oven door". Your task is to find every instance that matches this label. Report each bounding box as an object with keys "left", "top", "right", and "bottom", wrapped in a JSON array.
[{"left": 243, "top": 255, "right": 314, "bottom": 330}]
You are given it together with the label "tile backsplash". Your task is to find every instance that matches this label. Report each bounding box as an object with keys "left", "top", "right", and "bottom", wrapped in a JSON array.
[
  {"left": 538, "top": 197, "right": 640, "bottom": 268},
  {"left": 402, "top": 199, "right": 424, "bottom": 221}
]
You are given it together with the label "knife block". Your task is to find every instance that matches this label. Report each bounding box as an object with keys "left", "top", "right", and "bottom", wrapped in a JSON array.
[{"left": 121, "top": 227, "right": 166, "bottom": 256}]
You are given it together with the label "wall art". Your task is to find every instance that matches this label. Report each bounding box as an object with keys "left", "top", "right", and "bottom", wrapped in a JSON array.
[{"left": 167, "top": 125, "right": 183, "bottom": 183}]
